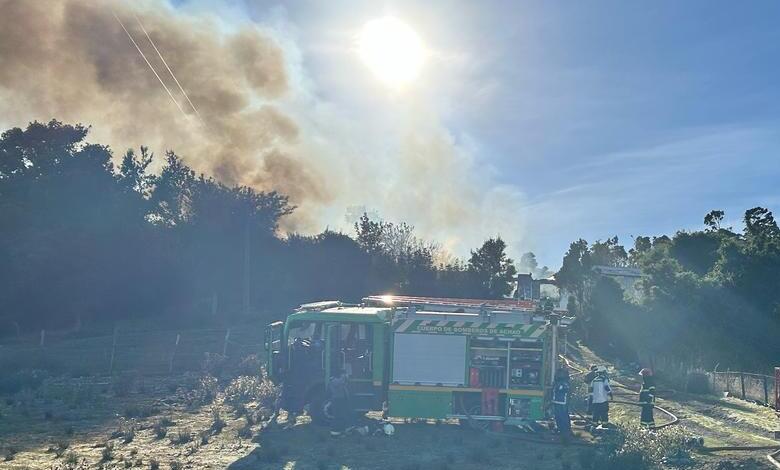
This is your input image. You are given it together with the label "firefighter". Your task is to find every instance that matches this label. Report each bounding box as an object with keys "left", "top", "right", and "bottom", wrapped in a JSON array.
[
  {"left": 638, "top": 368, "right": 656, "bottom": 427},
  {"left": 325, "top": 370, "right": 351, "bottom": 436},
  {"left": 590, "top": 366, "right": 613, "bottom": 429},
  {"left": 281, "top": 337, "right": 309, "bottom": 427},
  {"left": 584, "top": 365, "right": 598, "bottom": 414},
  {"left": 552, "top": 366, "right": 572, "bottom": 440}
]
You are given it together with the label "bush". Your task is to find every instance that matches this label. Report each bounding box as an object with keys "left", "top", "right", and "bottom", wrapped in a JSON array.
[
  {"left": 210, "top": 408, "right": 226, "bottom": 434},
  {"left": 123, "top": 404, "right": 159, "bottom": 419},
  {"left": 237, "top": 354, "right": 262, "bottom": 377},
  {"left": 64, "top": 451, "right": 79, "bottom": 465},
  {"left": 202, "top": 353, "right": 227, "bottom": 377},
  {"left": 100, "top": 443, "right": 114, "bottom": 462},
  {"left": 190, "top": 376, "right": 218, "bottom": 406},
  {"left": 149, "top": 458, "right": 160, "bottom": 470},
  {"left": 153, "top": 420, "right": 168, "bottom": 440},
  {"left": 223, "top": 376, "right": 280, "bottom": 411},
  {"left": 599, "top": 423, "right": 692, "bottom": 470},
  {"left": 170, "top": 429, "right": 192, "bottom": 445}
]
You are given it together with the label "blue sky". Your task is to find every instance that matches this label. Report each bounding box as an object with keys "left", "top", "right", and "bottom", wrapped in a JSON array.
[{"left": 150, "top": 1, "right": 780, "bottom": 266}]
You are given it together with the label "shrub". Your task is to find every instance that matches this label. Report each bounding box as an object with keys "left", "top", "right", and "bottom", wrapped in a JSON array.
[
  {"left": 149, "top": 458, "right": 160, "bottom": 470},
  {"left": 64, "top": 451, "right": 79, "bottom": 465},
  {"left": 237, "top": 354, "right": 262, "bottom": 377},
  {"left": 123, "top": 427, "right": 135, "bottom": 444},
  {"left": 101, "top": 443, "right": 114, "bottom": 462},
  {"left": 210, "top": 409, "right": 226, "bottom": 434},
  {"left": 3, "top": 447, "right": 17, "bottom": 461},
  {"left": 124, "top": 404, "right": 159, "bottom": 419},
  {"left": 170, "top": 429, "right": 192, "bottom": 445},
  {"left": 599, "top": 423, "right": 691, "bottom": 470},
  {"left": 153, "top": 420, "right": 168, "bottom": 440},
  {"left": 170, "top": 460, "right": 183, "bottom": 470},
  {"left": 223, "top": 376, "right": 280, "bottom": 411},
  {"left": 202, "top": 353, "right": 227, "bottom": 377},
  {"left": 191, "top": 375, "right": 218, "bottom": 406}
]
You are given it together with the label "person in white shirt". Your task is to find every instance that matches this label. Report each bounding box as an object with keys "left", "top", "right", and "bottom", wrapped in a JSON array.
[{"left": 590, "top": 366, "right": 613, "bottom": 428}]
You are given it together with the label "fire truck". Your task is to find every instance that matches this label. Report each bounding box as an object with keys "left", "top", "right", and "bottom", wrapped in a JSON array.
[{"left": 264, "top": 295, "right": 571, "bottom": 427}]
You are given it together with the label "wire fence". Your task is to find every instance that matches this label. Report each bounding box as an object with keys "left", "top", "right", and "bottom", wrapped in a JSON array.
[
  {"left": 0, "top": 324, "right": 266, "bottom": 376},
  {"left": 708, "top": 370, "right": 777, "bottom": 408}
]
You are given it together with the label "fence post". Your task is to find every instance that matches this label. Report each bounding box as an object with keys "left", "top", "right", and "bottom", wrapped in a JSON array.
[
  {"left": 223, "top": 328, "right": 231, "bottom": 357},
  {"left": 39, "top": 329, "right": 46, "bottom": 347},
  {"left": 726, "top": 370, "right": 731, "bottom": 395},
  {"left": 169, "top": 333, "right": 180, "bottom": 374},
  {"left": 740, "top": 372, "right": 746, "bottom": 400},
  {"left": 108, "top": 326, "right": 119, "bottom": 375}
]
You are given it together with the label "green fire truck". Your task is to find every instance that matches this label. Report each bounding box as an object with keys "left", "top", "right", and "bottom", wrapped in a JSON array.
[{"left": 264, "top": 295, "right": 570, "bottom": 426}]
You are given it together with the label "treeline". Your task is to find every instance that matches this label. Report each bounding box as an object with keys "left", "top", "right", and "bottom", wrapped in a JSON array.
[
  {"left": 0, "top": 121, "right": 521, "bottom": 334},
  {"left": 557, "top": 209, "right": 780, "bottom": 371}
]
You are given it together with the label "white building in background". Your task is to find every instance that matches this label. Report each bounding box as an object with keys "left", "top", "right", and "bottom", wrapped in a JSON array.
[
  {"left": 552, "top": 265, "right": 646, "bottom": 310},
  {"left": 591, "top": 265, "right": 645, "bottom": 301}
]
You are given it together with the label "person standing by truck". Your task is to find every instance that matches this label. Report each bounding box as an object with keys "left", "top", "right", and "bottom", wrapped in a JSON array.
[
  {"left": 552, "top": 366, "right": 572, "bottom": 441},
  {"left": 584, "top": 365, "right": 598, "bottom": 414},
  {"left": 638, "top": 368, "right": 656, "bottom": 427},
  {"left": 325, "top": 370, "right": 351, "bottom": 436},
  {"left": 590, "top": 366, "right": 613, "bottom": 429}
]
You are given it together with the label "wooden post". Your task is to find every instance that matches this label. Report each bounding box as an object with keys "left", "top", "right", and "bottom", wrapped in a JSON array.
[
  {"left": 740, "top": 372, "right": 746, "bottom": 400},
  {"left": 169, "top": 333, "right": 180, "bottom": 374},
  {"left": 223, "top": 328, "right": 231, "bottom": 357},
  {"left": 108, "top": 326, "right": 119, "bottom": 375},
  {"left": 39, "top": 329, "right": 46, "bottom": 347}
]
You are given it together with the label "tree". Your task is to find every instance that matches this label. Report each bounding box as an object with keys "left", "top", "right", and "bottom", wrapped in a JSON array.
[
  {"left": 704, "top": 210, "right": 725, "bottom": 231},
  {"left": 556, "top": 239, "right": 591, "bottom": 314},
  {"left": 467, "top": 237, "right": 517, "bottom": 299}
]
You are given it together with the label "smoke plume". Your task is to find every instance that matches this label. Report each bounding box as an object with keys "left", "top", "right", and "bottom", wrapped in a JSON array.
[{"left": 0, "top": 0, "right": 529, "bottom": 255}]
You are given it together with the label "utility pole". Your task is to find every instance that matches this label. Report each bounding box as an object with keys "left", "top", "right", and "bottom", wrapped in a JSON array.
[{"left": 243, "top": 218, "right": 251, "bottom": 317}]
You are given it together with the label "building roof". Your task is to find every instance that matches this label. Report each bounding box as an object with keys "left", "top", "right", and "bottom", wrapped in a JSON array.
[{"left": 592, "top": 265, "right": 643, "bottom": 278}]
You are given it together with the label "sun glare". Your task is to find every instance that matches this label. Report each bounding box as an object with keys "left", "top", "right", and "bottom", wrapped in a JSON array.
[{"left": 357, "top": 17, "right": 426, "bottom": 88}]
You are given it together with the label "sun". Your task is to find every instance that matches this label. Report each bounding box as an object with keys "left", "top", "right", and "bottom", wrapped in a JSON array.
[{"left": 357, "top": 17, "right": 426, "bottom": 88}]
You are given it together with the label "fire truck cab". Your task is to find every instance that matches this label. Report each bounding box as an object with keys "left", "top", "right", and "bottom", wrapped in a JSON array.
[{"left": 264, "top": 296, "right": 570, "bottom": 426}]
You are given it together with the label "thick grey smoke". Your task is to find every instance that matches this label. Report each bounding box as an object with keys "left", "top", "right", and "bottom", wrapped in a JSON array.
[
  {"left": 0, "top": 0, "right": 529, "bottom": 254},
  {"left": 0, "top": 0, "right": 328, "bottom": 224}
]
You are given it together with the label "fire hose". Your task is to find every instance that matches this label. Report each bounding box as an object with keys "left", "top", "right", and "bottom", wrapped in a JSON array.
[
  {"left": 559, "top": 355, "right": 679, "bottom": 430},
  {"left": 560, "top": 356, "right": 780, "bottom": 460}
]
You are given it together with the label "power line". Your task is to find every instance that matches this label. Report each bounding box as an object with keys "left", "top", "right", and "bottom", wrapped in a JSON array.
[
  {"left": 112, "top": 12, "right": 189, "bottom": 120},
  {"left": 133, "top": 14, "right": 205, "bottom": 126}
]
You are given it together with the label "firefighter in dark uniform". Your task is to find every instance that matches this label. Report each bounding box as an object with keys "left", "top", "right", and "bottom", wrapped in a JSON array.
[
  {"left": 638, "top": 368, "right": 656, "bottom": 427},
  {"left": 325, "top": 370, "right": 350, "bottom": 436},
  {"left": 552, "top": 366, "right": 572, "bottom": 440}
]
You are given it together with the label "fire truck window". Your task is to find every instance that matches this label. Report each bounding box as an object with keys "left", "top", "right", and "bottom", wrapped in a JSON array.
[
  {"left": 288, "top": 322, "right": 316, "bottom": 345},
  {"left": 338, "top": 323, "right": 373, "bottom": 379}
]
